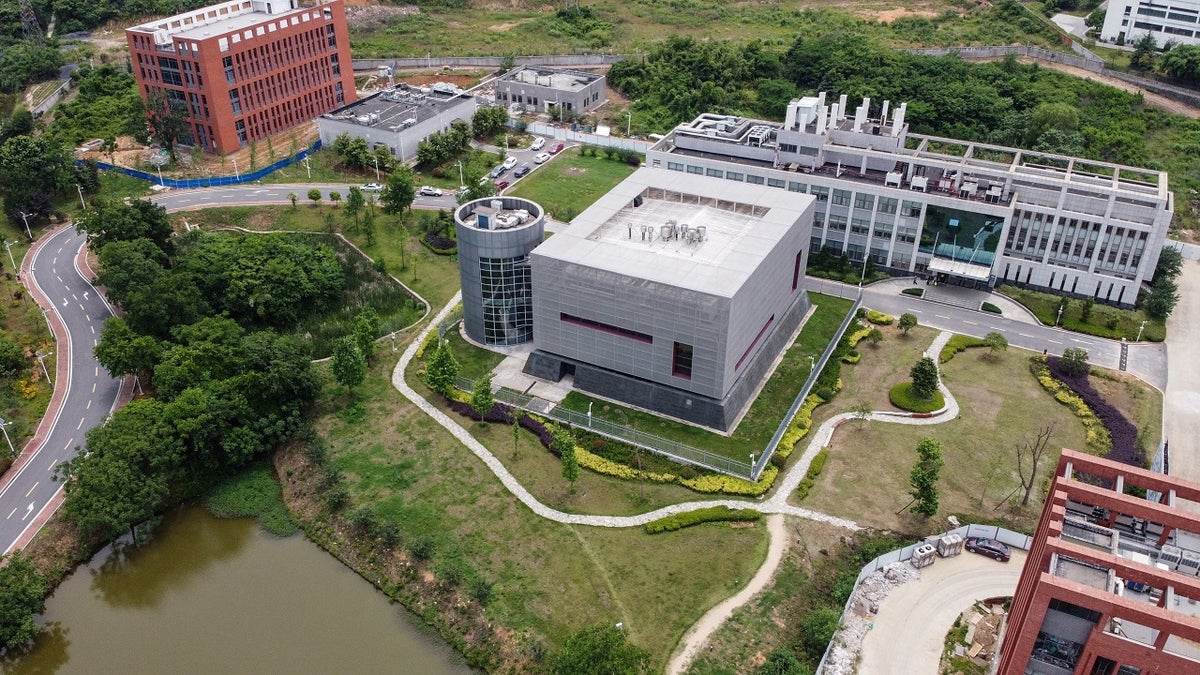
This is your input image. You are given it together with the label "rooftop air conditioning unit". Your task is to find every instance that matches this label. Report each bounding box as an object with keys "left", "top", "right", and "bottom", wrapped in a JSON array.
[
  {"left": 1179, "top": 549, "right": 1200, "bottom": 577},
  {"left": 1159, "top": 544, "right": 1183, "bottom": 570}
]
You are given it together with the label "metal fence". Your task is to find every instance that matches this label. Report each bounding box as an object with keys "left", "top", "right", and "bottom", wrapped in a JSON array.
[
  {"left": 816, "top": 523, "right": 1034, "bottom": 674},
  {"left": 88, "top": 140, "right": 322, "bottom": 189},
  {"left": 518, "top": 121, "right": 652, "bottom": 153},
  {"left": 31, "top": 81, "right": 71, "bottom": 118},
  {"left": 750, "top": 293, "right": 862, "bottom": 480},
  {"left": 352, "top": 54, "right": 633, "bottom": 72}
]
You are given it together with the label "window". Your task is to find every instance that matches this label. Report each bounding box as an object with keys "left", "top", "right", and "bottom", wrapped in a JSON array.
[
  {"left": 735, "top": 316, "right": 775, "bottom": 371},
  {"left": 158, "top": 57, "right": 183, "bottom": 86},
  {"left": 747, "top": 174, "right": 765, "bottom": 185},
  {"left": 767, "top": 177, "right": 785, "bottom": 188},
  {"left": 854, "top": 193, "right": 875, "bottom": 210},
  {"left": 831, "top": 189, "right": 851, "bottom": 206},
  {"left": 827, "top": 214, "right": 847, "bottom": 231},
  {"left": 788, "top": 181, "right": 806, "bottom": 193},
  {"left": 562, "top": 313, "right": 652, "bottom": 344},
  {"left": 792, "top": 250, "right": 803, "bottom": 290},
  {"left": 851, "top": 217, "right": 870, "bottom": 235},
  {"left": 686, "top": 164, "right": 703, "bottom": 175},
  {"left": 778, "top": 143, "right": 797, "bottom": 153},
  {"left": 902, "top": 200, "right": 922, "bottom": 218},
  {"left": 672, "top": 342, "right": 693, "bottom": 379},
  {"left": 810, "top": 186, "right": 829, "bottom": 202},
  {"left": 725, "top": 171, "right": 744, "bottom": 182},
  {"left": 667, "top": 161, "right": 684, "bottom": 172},
  {"left": 479, "top": 256, "right": 533, "bottom": 345},
  {"left": 229, "top": 88, "right": 242, "bottom": 115},
  {"left": 705, "top": 167, "right": 723, "bottom": 178}
]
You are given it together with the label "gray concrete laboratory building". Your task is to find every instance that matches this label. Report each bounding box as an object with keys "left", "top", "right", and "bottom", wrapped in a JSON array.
[
  {"left": 455, "top": 197, "right": 545, "bottom": 346},
  {"left": 522, "top": 168, "right": 815, "bottom": 430}
]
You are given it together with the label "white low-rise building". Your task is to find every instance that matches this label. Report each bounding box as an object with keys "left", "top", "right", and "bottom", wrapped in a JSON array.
[{"left": 1100, "top": 0, "right": 1200, "bottom": 46}]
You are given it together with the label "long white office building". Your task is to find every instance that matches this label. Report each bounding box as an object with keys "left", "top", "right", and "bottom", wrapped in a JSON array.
[
  {"left": 648, "top": 93, "right": 1173, "bottom": 307},
  {"left": 1100, "top": 0, "right": 1200, "bottom": 47}
]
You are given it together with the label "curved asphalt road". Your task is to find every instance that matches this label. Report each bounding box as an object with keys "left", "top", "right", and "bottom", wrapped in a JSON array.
[{"left": 0, "top": 225, "right": 122, "bottom": 554}]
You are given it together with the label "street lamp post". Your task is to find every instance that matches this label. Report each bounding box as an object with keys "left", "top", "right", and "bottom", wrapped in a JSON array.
[
  {"left": 0, "top": 417, "right": 14, "bottom": 457},
  {"left": 626, "top": 110, "right": 632, "bottom": 137},
  {"left": 587, "top": 401, "right": 593, "bottom": 428},
  {"left": 17, "top": 212, "right": 32, "bottom": 240},
  {"left": 302, "top": 155, "right": 312, "bottom": 180},
  {"left": 858, "top": 251, "right": 870, "bottom": 288},
  {"left": 232, "top": 158, "right": 240, "bottom": 180},
  {"left": 3, "top": 240, "right": 15, "bottom": 273},
  {"left": 76, "top": 184, "right": 86, "bottom": 210},
  {"left": 808, "top": 355, "right": 816, "bottom": 372},
  {"left": 35, "top": 350, "right": 52, "bottom": 385},
  {"left": 390, "top": 332, "right": 397, "bottom": 352},
  {"left": 373, "top": 155, "right": 380, "bottom": 181},
  {"left": 1056, "top": 304, "right": 1064, "bottom": 327},
  {"left": 1136, "top": 320, "right": 1147, "bottom": 342},
  {"left": 455, "top": 161, "right": 465, "bottom": 189}
]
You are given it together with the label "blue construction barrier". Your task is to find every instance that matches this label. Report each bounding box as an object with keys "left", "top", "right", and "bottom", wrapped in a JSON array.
[{"left": 88, "top": 140, "right": 322, "bottom": 189}]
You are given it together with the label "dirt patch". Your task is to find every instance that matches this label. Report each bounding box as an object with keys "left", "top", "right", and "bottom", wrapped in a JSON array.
[
  {"left": 875, "top": 7, "right": 944, "bottom": 23},
  {"left": 488, "top": 19, "right": 536, "bottom": 32},
  {"left": 345, "top": 4, "right": 421, "bottom": 32},
  {"left": 938, "top": 599, "right": 1008, "bottom": 674}
]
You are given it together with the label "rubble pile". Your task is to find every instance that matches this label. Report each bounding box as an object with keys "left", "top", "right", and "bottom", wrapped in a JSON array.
[{"left": 822, "top": 562, "right": 919, "bottom": 675}]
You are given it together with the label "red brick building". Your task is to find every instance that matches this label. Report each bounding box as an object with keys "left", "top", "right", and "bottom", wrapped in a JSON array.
[
  {"left": 998, "top": 449, "right": 1200, "bottom": 675},
  {"left": 126, "top": 0, "right": 356, "bottom": 155}
]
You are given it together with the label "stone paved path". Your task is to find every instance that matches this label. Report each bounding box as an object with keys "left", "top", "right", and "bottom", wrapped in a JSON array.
[{"left": 391, "top": 294, "right": 964, "bottom": 669}]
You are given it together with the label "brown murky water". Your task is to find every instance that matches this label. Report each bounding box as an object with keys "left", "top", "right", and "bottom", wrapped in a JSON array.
[{"left": 5, "top": 507, "right": 473, "bottom": 674}]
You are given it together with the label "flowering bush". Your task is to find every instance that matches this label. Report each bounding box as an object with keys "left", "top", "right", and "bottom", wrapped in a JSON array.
[
  {"left": 680, "top": 464, "right": 778, "bottom": 496},
  {"left": 1047, "top": 357, "right": 1142, "bottom": 467},
  {"left": 645, "top": 507, "right": 761, "bottom": 534},
  {"left": 1032, "top": 362, "right": 1114, "bottom": 457},
  {"left": 866, "top": 310, "right": 894, "bottom": 325}
]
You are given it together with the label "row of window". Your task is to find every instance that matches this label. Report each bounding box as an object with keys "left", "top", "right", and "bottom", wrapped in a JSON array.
[
  {"left": 233, "top": 83, "right": 343, "bottom": 145},
  {"left": 221, "top": 27, "right": 338, "bottom": 85},
  {"left": 227, "top": 58, "right": 339, "bottom": 117},
  {"left": 216, "top": 7, "right": 335, "bottom": 53}
]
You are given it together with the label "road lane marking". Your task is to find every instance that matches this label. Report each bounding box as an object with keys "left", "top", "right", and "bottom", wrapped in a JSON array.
[
  {"left": 25, "top": 482, "right": 37, "bottom": 497},
  {"left": 94, "top": 367, "right": 98, "bottom": 376},
  {"left": 86, "top": 399, "right": 91, "bottom": 409},
  {"left": 52, "top": 257, "right": 57, "bottom": 265},
  {"left": 1019, "top": 333, "right": 1035, "bottom": 338},
  {"left": 93, "top": 338, "right": 97, "bottom": 347},
  {"left": 963, "top": 320, "right": 978, "bottom": 325},
  {"left": 1071, "top": 338, "right": 1085, "bottom": 343},
  {"left": 935, "top": 314, "right": 949, "bottom": 319},
  {"left": 90, "top": 325, "right": 95, "bottom": 334},
  {"left": 77, "top": 417, "right": 85, "bottom": 429},
  {"left": 1049, "top": 339, "right": 1063, "bottom": 344},
  {"left": 6, "top": 508, "right": 15, "bottom": 519},
  {"left": 63, "top": 440, "right": 73, "bottom": 450},
  {"left": 61, "top": 298, "right": 68, "bottom": 306},
  {"left": 22, "top": 503, "right": 34, "bottom": 520},
  {"left": 56, "top": 275, "right": 63, "bottom": 283},
  {"left": 91, "top": 382, "right": 96, "bottom": 393},
  {"left": 71, "top": 294, "right": 78, "bottom": 301}
]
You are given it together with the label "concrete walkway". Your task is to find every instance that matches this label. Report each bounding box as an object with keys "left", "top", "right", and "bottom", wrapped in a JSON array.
[{"left": 1165, "top": 259, "right": 1200, "bottom": 505}]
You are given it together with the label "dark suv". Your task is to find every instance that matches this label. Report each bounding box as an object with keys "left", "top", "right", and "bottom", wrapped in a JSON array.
[{"left": 965, "top": 537, "right": 1012, "bottom": 562}]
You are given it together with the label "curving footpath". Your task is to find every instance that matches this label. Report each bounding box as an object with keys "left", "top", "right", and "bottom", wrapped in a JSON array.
[{"left": 393, "top": 292, "right": 969, "bottom": 671}]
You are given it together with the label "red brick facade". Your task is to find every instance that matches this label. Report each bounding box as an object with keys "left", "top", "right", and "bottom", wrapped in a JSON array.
[
  {"left": 998, "top": 450, "right": 1200, "bottom": 675},
  {"left": 126, "top": 0, "right": 356, "bottom": 155}
]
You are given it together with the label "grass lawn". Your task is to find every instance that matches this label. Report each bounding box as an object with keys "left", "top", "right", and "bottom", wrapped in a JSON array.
[
  {"left": 257, "top": 148, "right": 374, "bottom": 186},
  {"left": 507, "top": 151, "right": 639, "bottom": 222},
  {"left": 1088, "top": 367, "right": 1163, "bottom": 454},
  {"left": 557, "top": 294, "right": 855, "bottom": 462},
  {"left": 800, "top": 346, "right": 1097, "bottom": 534},
  {"left": 997, "top": 284, "right": 1166, "bottom": 342},
  {"left": 818, "top": 324, "right": 938, "bottom": 425},
  {"left": 320, "top": 351, "right": 769, "bottom": 669},
  {"left": 0, "top": 229, "right": 54, "bottom": 465}
]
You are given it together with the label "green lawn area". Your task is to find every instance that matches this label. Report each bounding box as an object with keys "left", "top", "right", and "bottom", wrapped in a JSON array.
[
  {"left": 507, "top": 151, "right": 639, "bottom": 221},
  {"left": 997, "top": 284, "right": 1165, "bottom": 342},
  {"left": 319, "top": 347, "right": 769, "bottom": 670},
  {"left": 557, "top": 294, "right": 855, "bottom": 462},
  {"left": 256, "top": 148, "right": 373, "bottom": 186},
  {"left": 0, "top": 229, "right": 53, "bottom": 467},
  {"left": 797, "top": 342, "right": 1164, "bottom": 533}
]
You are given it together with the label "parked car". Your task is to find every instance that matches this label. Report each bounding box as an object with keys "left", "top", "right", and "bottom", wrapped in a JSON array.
[
  {"left": 360, "top": 183, "right": 383, "bottom": 192},
  {"left": 529, "top": 137, "right": 546, "bottom": 151},
  {"left": 489, "top": 164, "right": 508, "bottom": 179},
  {"left": 548, "top": 142, "right": 565, "bottom": 155},
  {"left": 502, "top": 156, "right": 518, "bottom": 170},
  {"left": 965, "top": 537, "right": 1012, "bottom": 562},
  {"left": 514, "top": 164, "right": 531, "bottom": 178},
  {"left": 494, "top": 179, "right": 510, "bottom": 190},
  {"left": 418, "top": 185, "right": 443, "bottom": 197},
  {"left": 533, "top": 152, "right": 551, "bottom": 164}
]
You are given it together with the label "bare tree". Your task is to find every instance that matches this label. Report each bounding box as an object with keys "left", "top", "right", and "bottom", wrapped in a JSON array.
[{"left": 1016, "top": 422, "right": 1058, "bottom": 506}]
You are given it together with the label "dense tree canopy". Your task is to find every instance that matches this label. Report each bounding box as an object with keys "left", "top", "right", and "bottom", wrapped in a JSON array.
[{"left": 0, "top": 552, "right": 46, "bottom": 651}]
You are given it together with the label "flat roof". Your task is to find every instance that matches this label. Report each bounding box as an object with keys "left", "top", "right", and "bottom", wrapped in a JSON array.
[
  {"left": 532, "top": 167, "right": 814, "bottom": 298},
  {"left": 128, "top": 0, "right": 312, "bottom": 40},
  {"left": 500, "top": 66, "right": 601, "bottom": 92},
  {"left": 321, "top": 86, "right": 474, "bottom": 132}
]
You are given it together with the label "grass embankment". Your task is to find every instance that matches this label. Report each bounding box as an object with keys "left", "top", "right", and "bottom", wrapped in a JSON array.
[
  {"left": 557, "top": 294, "right": 854, "bottom": 462},
  {"left": 800, "top": 344, "right": 1161, "bottom": 533},
  {"left": 349, "top": 1, "right": 1065, "bottom": 58},
  {"left": 302, "top": 349, "right": 770, "bottom": 671},
  {"left": 205, "top": 463, "right": 298, "bottom": 536},
  {"left": 508, "top": 151, "right": 640, "bottom": 222},
  {"left": 997, "top": 284, "right": 1165, "bottom": 342}
]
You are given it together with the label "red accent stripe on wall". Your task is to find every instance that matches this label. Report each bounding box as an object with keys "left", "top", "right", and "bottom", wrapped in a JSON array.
[
  {"left": 735, "top": 315, "right": 775, "bottom": 371},
  {"left": 560, "top": 313, "right": 653, "bottom": 344}
]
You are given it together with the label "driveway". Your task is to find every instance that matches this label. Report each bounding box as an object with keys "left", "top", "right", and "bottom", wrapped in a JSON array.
[
  {"left": 1165, "top": 258, "right": 1200, "bottom": 500},
  {"left": 858, "top": 550, "right": 1026, "bottom": 675}
]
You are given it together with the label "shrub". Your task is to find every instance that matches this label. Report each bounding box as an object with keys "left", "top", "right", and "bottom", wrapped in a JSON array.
[
  {"left": 981, "top": 302, "right": 1002, "bottom": 314},
  {"left": 680, "top": 464, "right": 778, "bottom": 496},
  {"left": 846, "top": 326, "right": 873, "bottom": 348},
  {"left": 901, "top": 287, "right": 924, "bottom": 297},
  {"left": 841, "top": 349, "right": 861, "bottom": 364},
  {"left": 644, "top": 506, "right": 761, "bottom": 534},
  {"left": 939, "top": 335, "right": 988, "bottom": 363},
  {"left": 421, "top": 232, "right": 457, "bottom": 255},
  {"left": 888, "top": 382, "right": 946, "bottom": 413},
  {"left": 794, "top": 448, "right": 829, "bottom": 502},
  {"left": 777, "top": 394, "right": 826, "bottom": 459},
  {"left": 866, "top": 310, "right": 894, "bottom": 325},
  {"left": 1031, "top": 359, "right": 1113, "bottom": 456},
  {"left": 1047, "top": 357, "right": 1141, "bottom": 466}
]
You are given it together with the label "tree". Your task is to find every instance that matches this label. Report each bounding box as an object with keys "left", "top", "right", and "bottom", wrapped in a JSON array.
[
  {"left": 307, "top": 188, "right": 322, "bottom": 207},
  {"left": 850, "top": 400, "right": 872, "bottom": 427},
  {"left": 511, "top": 407, "right": 524, "bottom": 458},
  {"left": 139, "top": 89, "right": 188, "bottom": 160},
  {"left": 1145, "top": 276, "right": 1180, "bottom": 321},
  {"left": 1154, "top": 245, "right": 1184, "bottom": 281},
  {"left": 76, "top": 199, "right": 174, "bottom": 253},
  {"left": 95, "top": 317, "right": 163, "bottom": 379},
  {"left": 866, "top": 328, "right": 884, "bottom": 346},
  {"left": 472, "top": 105, "right": 510, "bottom": 139},
  {"left": 0, "top": 552, "right": 46, "bottom": 651},
  {"left": 471, "top": 375, "right": 495, "bottom": 417},
  {"left": 424, "top": 339, "right": 459, "bottom": 395},
  {"left": 1130, "top": 33, "right": 1159, "bottom": 71},
  {"left": 0, "top": 332, "right": 24, "bottom": 376},
  {"left": 908, "top": 437, "right": 943, "bottom": 517},
  {"left": 799, "top": 606, "right": 842, "bottom": 663},
  {"left": 1016, "top": 422, "right": 1057, "bottom": 506},
  {"left": 381, "top": 166, "right": 417, "bottom": 223},
  {"left": 345, "top": 186, "right": 365, "bottom": 230},
  {"left": 757, "top": 648, "right": 812, "bottom": 675},
  {"left": 1160, "top": 44, "right": 1200, "bottom": 82},
  {"left": 1061, "top": 347, "right": 1089, "bottom": 376},
  {"left": 984, "top": 331, "right": 1008, "bottom": 358},
  {"left": 548, "top": 623, "right": 651, "bottom": 675},
  {"left": 554, "top": 427, "right": 579, "bottom": 487},
  {"left": 94, "top": 237, "right": 167, "bottom": 307},
  {"left": 898, "top": 312, "right": 918, "bottom": 335},
  {"left": 352, "top": 306, "right": 380, "bottom": 364},
  {"left": 331, "top": 336, "right": 367, "bottom": 392},
  {"left": 288, "top": 192, "right": 298, "bottom": 209},
  {"left": 909, "top": 356, "right": 939, "bottom": 400},
  {"left": 329, "top": 191, "right": 342, "bottom": 209}
]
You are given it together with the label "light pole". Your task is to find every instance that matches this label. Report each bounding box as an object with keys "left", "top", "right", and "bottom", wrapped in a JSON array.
[
  {"left": 373, "top": 155, "right": 380, "bottom": 181},
  {"left": 3, "top": 240, "right": 15, "bottom": 273},
  {"left": 390, "top": 331, "right": 397, "bottom": 352},
  {"left": 0, "top": 417, "right": 13, "bottom": 457},
  {"left": 17, "top": 212, "right": 32, "bottom": 240},
  {"left": 587, "top": 401, "right": 593, "bottom": 428},
  {"left": 808, "top": 354, "right": 816, "bottom": 372},
  {"left": 626, "top": 110, "right": 632, "bottom": 137},
  {"left": 76, "top": 184, "right": 86, "bottom": 209},
  {"left": 302, "top": 155, "right": 312, "bottom": 180},
  {"left": 156, "top": 164, "right": 163, "bottom": 186},
  {"left": 455, "top": 161, "right": 465, "bottom": 188},
  {"left": 1056, "top": 304, "right": 1064, "bottom": 327},
  {"left": 858, "top": 251, "right": 870, "bottom": 288},
  {"left": 232, "top": 157, "right": 240, "bottom": 180},
  {"left": 35, "top": 350, "right": 51, "bottom": 385},
  {"left": 1136, "top": 320, "right": 1147, "bottom": 342}
]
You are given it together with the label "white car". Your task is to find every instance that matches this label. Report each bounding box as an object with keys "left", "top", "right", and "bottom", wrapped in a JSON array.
[
  {"left": 360, "top": 183, "right": 383, "bottom": 192},
  {"left": 533, "top": 152, "right": 551, "bottom": 164},
  {"left": 418, "top": 185, "right": 443, "bottom": 197},
  {"left": 502, "top": 156, "right": 518, "bottom": 170},
  {"left": 530, "top": 137, "right": 545, "bottom": 151}
]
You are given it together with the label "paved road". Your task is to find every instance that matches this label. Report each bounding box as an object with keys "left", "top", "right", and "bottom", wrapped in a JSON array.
[
  {"left": 858, "top": 550, "right": 1027, "bottom": 675},
  {"left": 1164, "top": 258, "right": 1200, "bottom": 498},
  {"left": 0, "top": 226, "right": 122, "bottom": 554}
]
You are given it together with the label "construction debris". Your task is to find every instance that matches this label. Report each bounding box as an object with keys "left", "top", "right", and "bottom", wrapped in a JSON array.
[{"left": 822, "top": 562, "right": 920, "bottom": 675}]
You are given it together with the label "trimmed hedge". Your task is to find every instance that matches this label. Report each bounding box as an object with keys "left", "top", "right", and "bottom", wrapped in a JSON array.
[
  {"left": 842, "top": 349, "right": 861, "bottom": 364},
  {"left": 939, "top": 334, "right": 989, "bottom": 363},
  {"left": 901, "top": 287, "right": 924, "bottom": 297},
  {"left": 645, "top": 506, "right": 761, "bottom": 534},
  {"left": 420, "top": 232, "right": 457, "bottom": 255},
  {"left": 866, "top": 310, "right": 894, "bottom": 325},
  {"left": 794, "top": 448, "right": 829, "bottom": 502},
  {"left": 888, "top": 382, "right": 945, "bottom": 413},
  {"left": 1031, "top": 359, "right": 1112, "bottom": 456},
  {"left": 846, "top": 326, "right": 873, "bottom": 349},
  {"left": 777, "top": 393, "right": 826, "bottom": 460},
  {"left": 981, "top": 302, "right": 1002, "bottom": 314},
  {"left": 1046, "top": 357, "right": 1141, "bottom": 466}
]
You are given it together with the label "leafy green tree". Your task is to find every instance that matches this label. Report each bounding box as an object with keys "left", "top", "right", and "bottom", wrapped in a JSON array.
[
  {"left": 139, "top": 88, "right": 188, "bottom": 160},
  {"left": 345, "top": 186, "right": 365, "bottom": 230},
  {"left": 381, "top": 166, "right": 417, "bottom": 222},
  {"left": 362, "top": 204, "right": 377, "bottom": 247},
  {"left": 511, "top": 407, "right": 524, "bottom": 457},
  {"left": 95, "top": 237, "right": 168, "bottom": 306},
  {"left": 0, "top": 133, "right": 72, "bottom": 222},
  {"left": 554, "top": 426, "right": 579, "bottom": 487},
  {"left": 898, "top": 312, "right": 918, "bottom": 335},
  {"left": 95, "top": 317, "right": 163, "bottom": 379},
  {"left": 1154, "top": 245, "right": 1184, "bottom": 281},
  {"left": 1160, "top": 44, "right": 1200, "bottom": 82},
  {"left": 424, "top": 339, "right": 459, "bottom": 395},
  {"left": 909, "top": 437, "right": 943, "bottom": 517},
  {"left": 471, "top": 375, "right": 495, "bottom": 417},
  {"left": 288, "top": 192, "right": 298, "bottom": 209},
  {"left": 329, "top": 191, "right": 341, "bottom": 210},
  {"left": 76, "top": 199, "right": 174, "bottom": 253},
  {"left": 1145, "top": 277, "right": 1180, "bottom": 321},
  {"left": 331, "top": 336, "right": 367, "bottom": 392},
  {"left": 757, "top": 648, "right": 811, "bottom": 675},
  {"left": 0, "top": 43, "right": 64, "bottom": 92},
  {"left": 0, "top": 332, "right": 24, "bottom": 376},
  {"left": 850, "top": 400, "right": 872, "bottom": 426},
  {"left": 548, "top": 623, "right": 650, "bottom": 675},
  {"left": 1131, "top": 33, "right": 1159, "bottom": 71},
  {"left": 909, "top": 356, "right": 939, "bottom": 400},
  {"left": 1061, "top": 347, "right": 1089, "bottom": 375},
  {"left": 352, "top": 306, "right": 380, "bottom": 364},
  {"left": 984, "top": 331, "right": 1008, "bottom": 358},
  {"left": 472, "top": 105, "right": 510, "bottom": 139},
  {"left": 0, "top": 552, "right": 46, "bottom": 651},
  {"left": 799, "top": 606, "right": 842, "bottom": 663},
  {"left": 308, "top": 188, "right": 322, "bottom": 207},
  {"left": 867, "top": 328, "right": 884, "bottom": 346}
]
